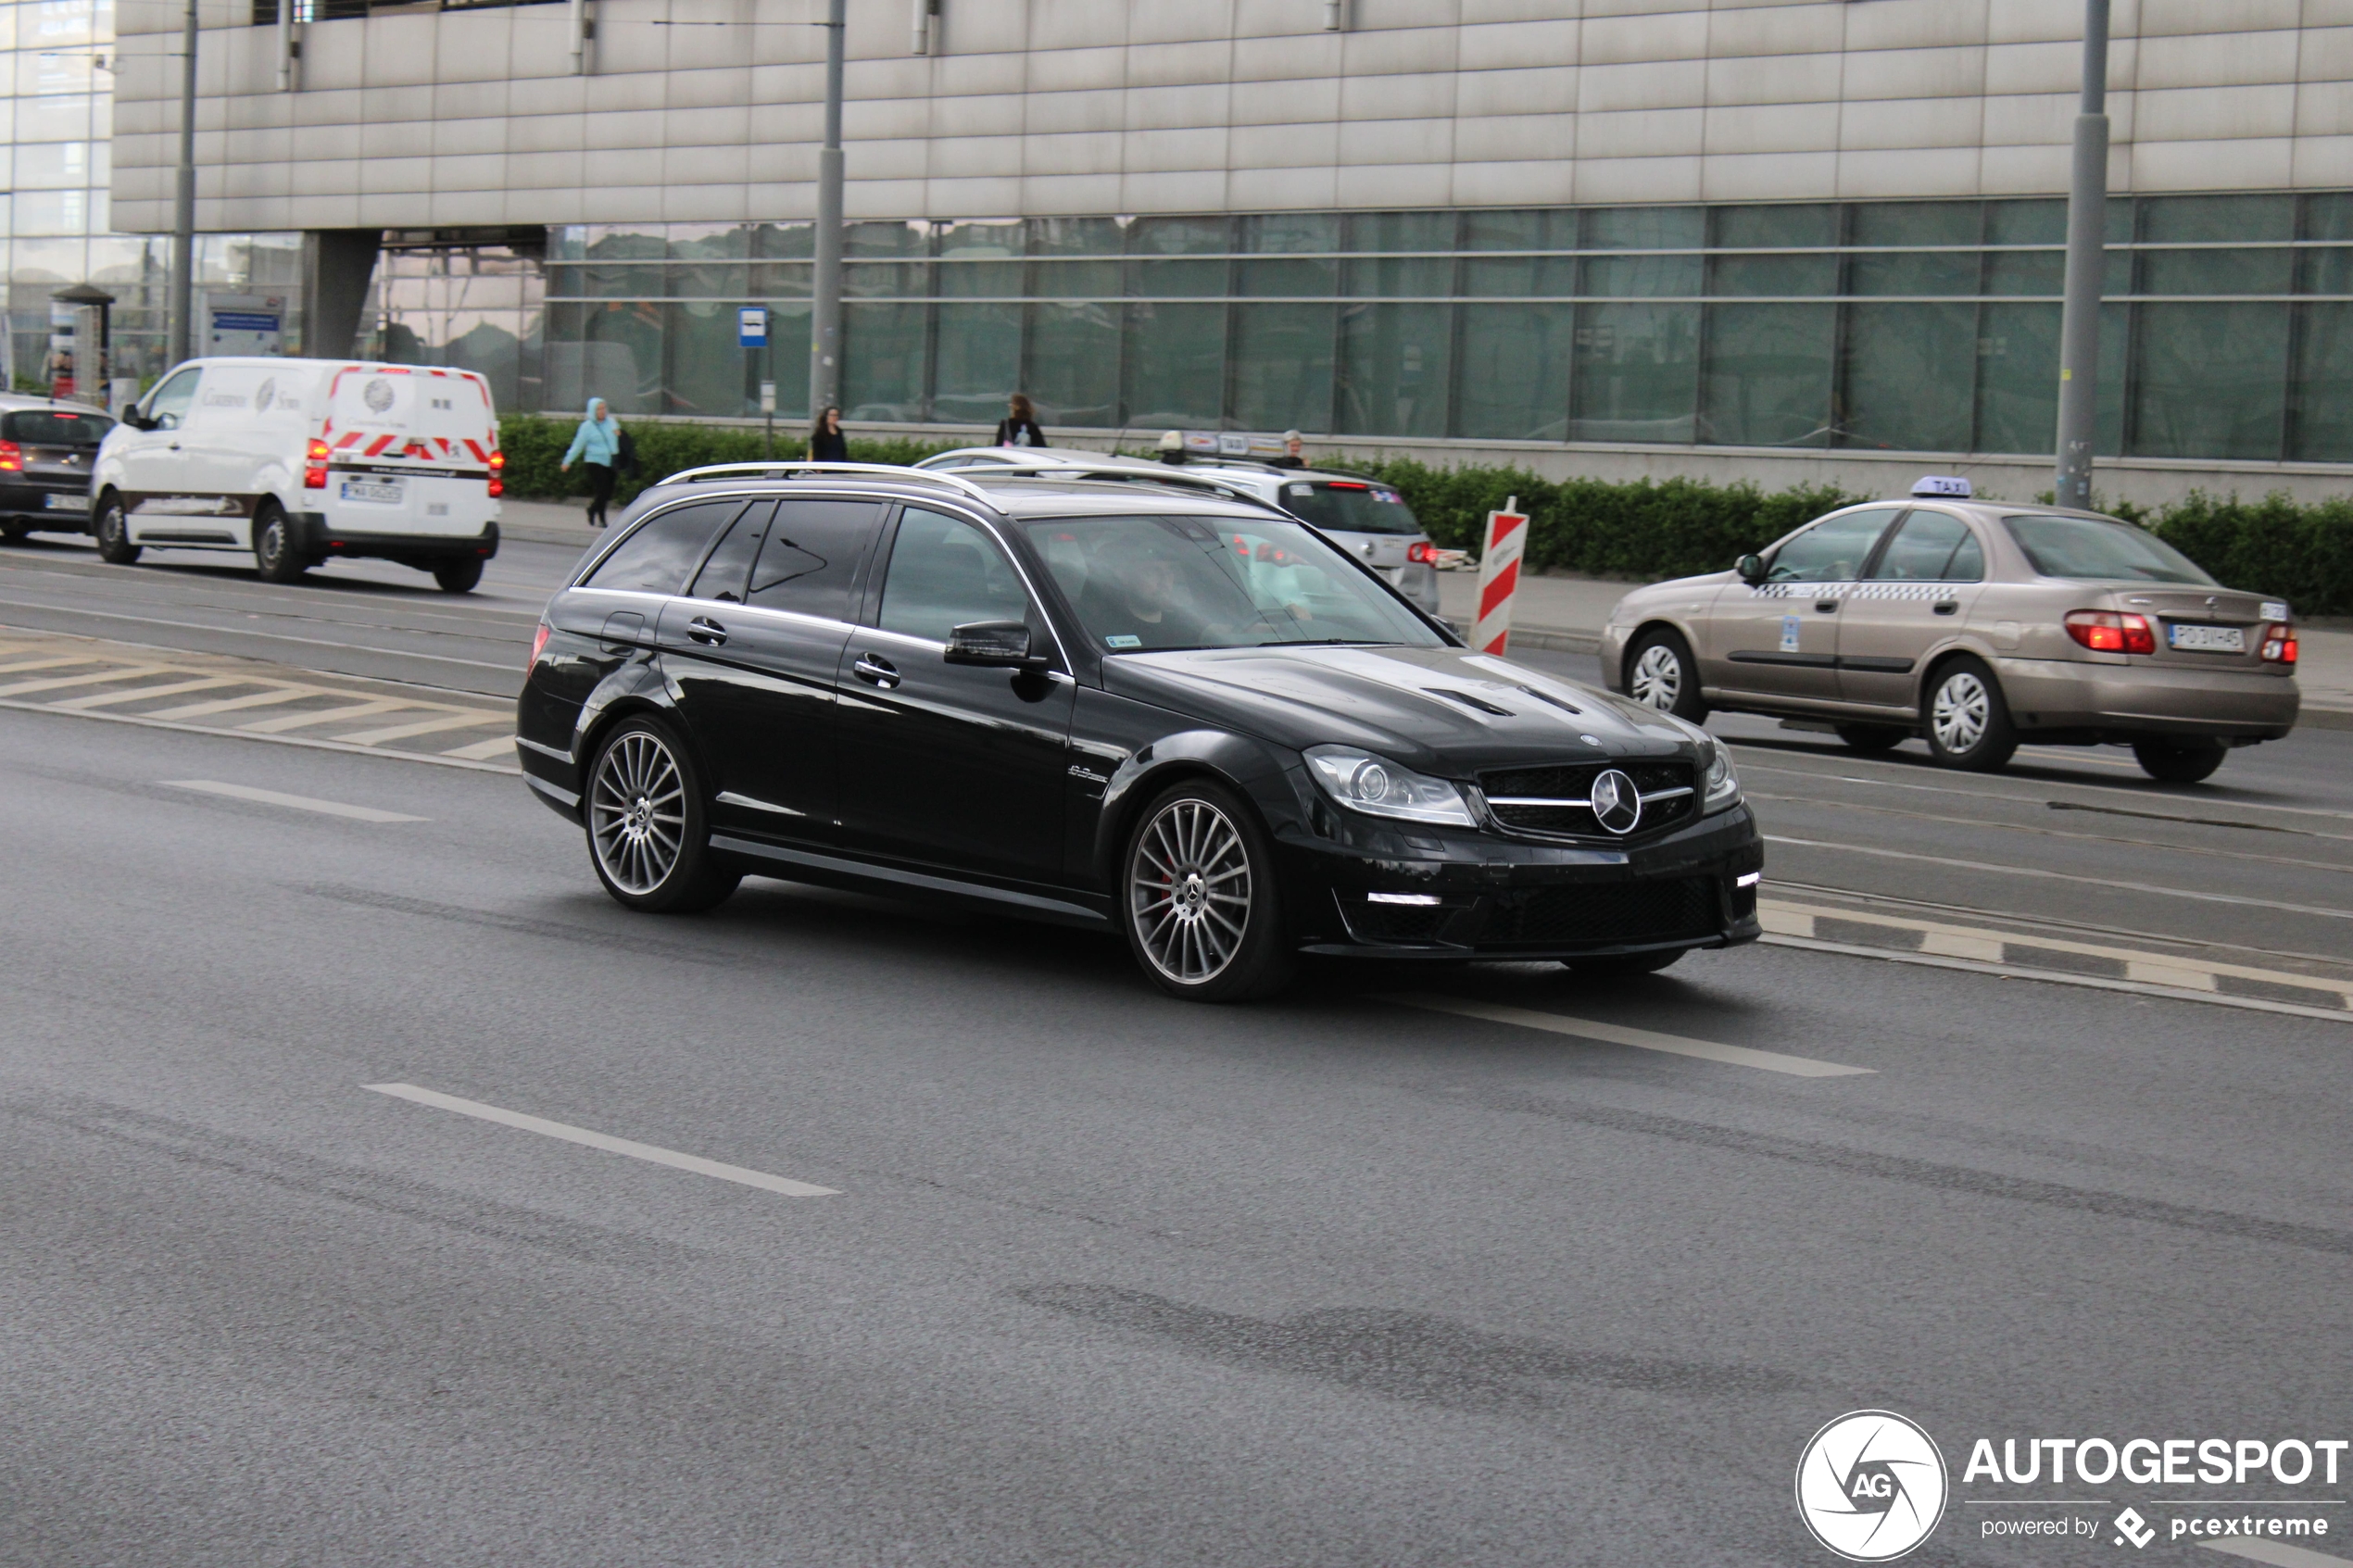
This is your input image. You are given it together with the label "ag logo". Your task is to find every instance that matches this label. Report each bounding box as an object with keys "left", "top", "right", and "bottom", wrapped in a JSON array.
[
  {"left": 254, "top": 376, "right": 275, "bottom": 412},
  {"left": 1795, "top": 1411, "right": 1947, "bottom": 1561},
  {"left": 1588, "top": 768, "right": 1642, "bottom": 835},
  {"left": 363, "top": 377, "right": 396, "bottom": 413}
]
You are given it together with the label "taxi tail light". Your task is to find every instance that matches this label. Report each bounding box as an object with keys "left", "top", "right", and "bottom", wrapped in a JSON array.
[
  {"left": 529, "top": 621, "right": 550, "bottom": 669},
  {"left": 1406, "top": 541, "right": 1438, "bottom": 565},
  {"left": 2262, "top": 622, "right": 2298, "bottom": 664},
  {"left": 2065, "top": 609, "right": 2155, "bottom": 655},
  {"left": 303, "top": 438, "right": 330, "bottom": 490},
  {"left": 488, "top": 449, "right": 505, "bottom": 498},
  {"left": 0, "top": 440, "right": 20, "bottom": 472}
]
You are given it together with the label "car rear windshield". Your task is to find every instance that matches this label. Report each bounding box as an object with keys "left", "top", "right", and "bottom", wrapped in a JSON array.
[
  {"left": 1279, "top": 479, "right": 1423, "bottom": 536},
  {"left": 1020, "top": 513, "right": 1443, "bottom": 654},
  {"left": 5, "top": 409, "right": 111, "bottom": 445},
  {"left": 2001, "top": 514, "right": 2216, "bottom": 585}
]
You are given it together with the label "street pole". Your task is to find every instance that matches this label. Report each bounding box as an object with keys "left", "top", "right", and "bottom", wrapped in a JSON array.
[
  {"left": 2053, "top": 0, "right": 2111, "bottom": 511},
  {"left": 809, "top": 0, "right": 845, "bottom": 424},
  {"left": 170, "top": 0, "right": 199, "bottom": 367}
]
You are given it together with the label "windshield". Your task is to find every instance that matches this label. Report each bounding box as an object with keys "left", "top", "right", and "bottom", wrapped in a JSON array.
[
  {"left": 2002, "top": 514, "right": 2216, "bottom": 585},
  {"left": 1279, "top": 479, "right": 1424, "bottom": 536},
  {"left": 1020, "top": 513, "right": 1445, "bottom": 653},
  {"left": 5, "top": 409, "right": 111, "bottom": 445}
]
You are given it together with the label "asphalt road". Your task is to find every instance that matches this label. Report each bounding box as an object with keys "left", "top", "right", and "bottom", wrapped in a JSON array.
[{"left": 4, "top": 542, "right": 2350, "bottom": 1566}]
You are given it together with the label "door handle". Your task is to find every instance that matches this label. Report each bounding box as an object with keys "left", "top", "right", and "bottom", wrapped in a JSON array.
[
  {"left": 686, "top": 616, "right": 728, "bottom": 646},
  {"left": 1933, "top": 601, "right": 1959, "bottom": 616},
  {"left": 1815, "top": 600, "right": 1839, "bottom": 614},
  {"left": 852, "top": 653, "right": 900, "bottom": 689},
  {"left": 168, "top": 443, "right": 182, "bottom": 451}
]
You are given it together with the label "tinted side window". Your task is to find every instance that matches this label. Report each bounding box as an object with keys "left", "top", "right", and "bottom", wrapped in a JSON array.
[
  {"left": 1281, "top": 481, "right": 1423, "bottom": 536},
  {"left": 584, "top": 500, "right": 742, "bottom": 595},
  {"left": 746, "top": 498, "right": 885, "bottom": 619},
  {"left": 1944, "top": 533, "right": 1984, "bottom": 583},
  {"left": 145, "top": 368, "right": 202, "bottom": 430},
  {"left": 1869, "top": 511, "right": 1976, "bottom": 581},
  {"left": 876, "top": 508, "right": 1029, "bottom": 643},
  {"left": 1768, "top": 508, "right": 1900, "bottom": 583},
  {"left": 686, "top": 501, "right": 773, "bottom": 601}
]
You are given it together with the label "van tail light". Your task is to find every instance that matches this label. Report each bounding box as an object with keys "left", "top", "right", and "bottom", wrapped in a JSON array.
[
  {"left": 0, "top": 441, "right": 20, "bottom": 472},
  {"left": 1406, "top": 541, "right": 1438, "bottom": 565},
  {"left": 2262, "top": 623, "right": 2298, "bottom": 664},
  {"left": 529, "top": 621, "right": 550, "bottom": 670},
  {"left": 2064, "top": 609, "right": 2156, "bottom": 655},
  {"left": 487, "top": 449, "right": 505, "bottom": 498},
  {"left": 304, "top": 438, "right": 330, "bottom": 490}
]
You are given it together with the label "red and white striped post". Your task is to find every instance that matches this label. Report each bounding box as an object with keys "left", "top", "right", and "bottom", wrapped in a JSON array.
[{"left": 1471, "top": 495, "right": 1526, "bottom": 656}]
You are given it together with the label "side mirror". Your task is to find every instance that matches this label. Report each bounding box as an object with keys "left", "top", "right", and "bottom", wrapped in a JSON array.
[
  {"left": 945, "top": 620, "right": 1048, "bottom": 671},
  {"left": 1734, "top": 553, "right": 1767, "bottom": 586},
  {"left": 122, "top": 409, "right": 150, "bottom": 432}
]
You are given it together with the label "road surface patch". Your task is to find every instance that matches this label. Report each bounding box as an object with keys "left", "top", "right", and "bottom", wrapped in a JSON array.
[
  {"left": 2198, "top": 1539, "right": 2353, "bottom": 1567},
  {"left": 364, "top": 1082, "right": 839, "bottom": 1197},
  {"left": 160, "top": 780, "right": 428, "bottom": 822},
  {"left": 1381, "top": 995, "right": 1874, "bottom": 1077}
]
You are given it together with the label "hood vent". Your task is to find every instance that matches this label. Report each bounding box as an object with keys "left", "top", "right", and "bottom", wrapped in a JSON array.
[{"left": 1424, "top": 687, "right": 1513, "bottom": 717}]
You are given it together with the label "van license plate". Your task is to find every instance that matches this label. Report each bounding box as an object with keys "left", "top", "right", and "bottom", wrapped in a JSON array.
[
  {"left": 340, "top": 480, "right": 404, "bottom": 505},
  {"left": 2169, "top": 623, "right": 2245, "bottom": 653},
  {"left": 43, "top": 493, "right": 81, "bottom": 509}
]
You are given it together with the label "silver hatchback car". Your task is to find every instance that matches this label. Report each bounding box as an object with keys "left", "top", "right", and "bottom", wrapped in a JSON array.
[{"left": 1597, "top": 486, "right": 2298, "bottom": 783}]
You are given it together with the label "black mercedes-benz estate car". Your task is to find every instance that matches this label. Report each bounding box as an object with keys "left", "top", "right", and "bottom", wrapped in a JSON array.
[{"left": 516, "top": 462, "right": 1763, "bottom": 1000}]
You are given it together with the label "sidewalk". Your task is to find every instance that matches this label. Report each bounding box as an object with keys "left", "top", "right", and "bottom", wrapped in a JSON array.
[{"left": 1436, "top": 569, "right": 2353, "bottom": 729}]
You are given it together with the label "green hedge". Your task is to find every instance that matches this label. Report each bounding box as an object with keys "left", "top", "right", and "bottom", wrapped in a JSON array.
[{"left": 500, "top": 415, "right": 2353, "bottom": 614}]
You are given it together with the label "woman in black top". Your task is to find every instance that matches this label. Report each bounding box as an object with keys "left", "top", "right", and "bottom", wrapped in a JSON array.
[
  {"left": 994, "top": 393, "right": 1047, "bottom": 448},
  {"left": 809, "top": 406, "right": 849, "bottom": 462}
]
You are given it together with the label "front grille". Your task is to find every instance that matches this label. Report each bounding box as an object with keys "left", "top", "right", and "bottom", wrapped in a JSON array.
[
  {"left": 1479, "top": 759, "right": 1696, "bottom": 840},
  {"left": 1478, "top": 877, "right": 1718, "bottom": 947}
]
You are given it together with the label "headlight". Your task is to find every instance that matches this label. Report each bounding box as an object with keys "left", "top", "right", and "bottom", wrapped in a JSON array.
[
  {"left": 1699, "top": 735, "right": 1741, "bottom": 812},
  {"left": 1304, "top": 746, "right": 1476, "bottom": 826}
]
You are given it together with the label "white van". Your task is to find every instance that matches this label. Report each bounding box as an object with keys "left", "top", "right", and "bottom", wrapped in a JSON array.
[{"left": 90, "top": 357, "right": 505, "bottom": 592}]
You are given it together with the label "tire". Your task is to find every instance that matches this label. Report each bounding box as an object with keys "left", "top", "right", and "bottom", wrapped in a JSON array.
[
  {"left": 432, "top": 558, "right": 484, "bottom": 594},
  {"left": 1834, "top": 723, "right": 1908, "bottom": 754},
  {"left": 1922, "top": 656, "right": 2019, "bottom": 772},
  {"left": 93, "top": 495, "right": 140, "bottom": 564},
  {"left": 1561, "top": 947, "right": 1687, "bottom": 978},
  {"left": 252, "top": 504, "right": 308, "bottom": 583},
  {"left": 1623, "top": 628, "right": 1708, "bottom": 722},
  {"left": 1, "top": 521, "right": 30, "bottom": 546},
  {"left": 2133, "top": 736, "right": 2229, "bottom": 784},
  {"left": 584, "top": 715, "right": 741, "bottom": 914},
  {"left": 1122, "top": 778, "right": 1293, "bottom": 1002}
]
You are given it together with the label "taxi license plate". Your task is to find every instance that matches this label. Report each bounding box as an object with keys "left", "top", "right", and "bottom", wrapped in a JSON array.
[
  {"left": 340, "top": 480, "right": 404, "bottom": 505},
  {"left": 2169, "top": 623, "right": 2246, "bottom": 653},
  {"left": 43, "top": 492, "right": 82, "bottom": 509}
]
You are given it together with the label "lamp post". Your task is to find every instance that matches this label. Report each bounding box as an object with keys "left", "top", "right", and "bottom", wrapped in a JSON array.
[
  {"left": 2053, "top": 0, "right": 2111, "bottom": 510},
  {"left": 169, "top": 0, "right": 198, "bottom": 368},
  {"left": 809, "top": 0, "right": 845, "bottom": 422}
]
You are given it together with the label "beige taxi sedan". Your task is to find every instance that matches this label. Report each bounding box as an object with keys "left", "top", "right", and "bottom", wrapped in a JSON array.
[{"left": 1597, "top": 483, "right": 2299, "bottom": 782}]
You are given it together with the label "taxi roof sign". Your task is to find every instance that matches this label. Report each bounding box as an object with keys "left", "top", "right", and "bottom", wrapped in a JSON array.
[{"left": 1911, "top": 474, "right": 1972, "bottom": 498}]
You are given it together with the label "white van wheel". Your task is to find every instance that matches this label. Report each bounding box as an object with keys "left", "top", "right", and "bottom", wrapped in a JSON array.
[
  {"left": 432, "top": 558, "right": 484, "bottom": 594},
  {"left": 253, "top": 505, "right": 308, "bottom": 584},
  {"left": 94, "top": 495, "right": 141, "bottom": 565}
]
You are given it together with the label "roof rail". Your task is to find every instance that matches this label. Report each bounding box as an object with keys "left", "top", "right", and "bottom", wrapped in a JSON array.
[
  {"left": 1002, "top": 464, "right": 1300, "bottom": 520},
  {"left": 661, "top": 460, "right": 996, "bottom": 506}
]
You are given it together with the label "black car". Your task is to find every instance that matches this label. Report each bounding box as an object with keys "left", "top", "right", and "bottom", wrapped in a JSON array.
[
  {"left": 516, "top": 463, "right": 1762, "bottom": 1000},
  {"left": 0, "top": 398, "right": 111, "bottom": 542}
]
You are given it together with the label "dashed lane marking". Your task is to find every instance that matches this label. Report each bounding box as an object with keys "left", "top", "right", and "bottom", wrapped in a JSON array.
[
  {"left": 240, "top": 697, "right": 411, "bottom": 733},
  {"left": 0, "top": 664, "right": 170, "bottom": 697},
  {"left": 160, "top": 779, "right": 428, "bottom": 822},
  {"left": 333, "top": 710, "right": 510, "bottom": 746},
  {"left": 145, "top": 685, "right": 324, "bottom": 720},
  {"left": 50, "top": 674, "right": 240, "bottom": 709},
  {"left": 364, "top": 1083, "right": 840, "bottom": 1198},
  {"left": 440, "top": 734, "right": 520, "bottom": 761},
  {"left": 1381, "top": 995, "right": 1875, "bottom": 1077},
  {"left": 1766, "top": 835, "right": 2353, "bottom": 922}
]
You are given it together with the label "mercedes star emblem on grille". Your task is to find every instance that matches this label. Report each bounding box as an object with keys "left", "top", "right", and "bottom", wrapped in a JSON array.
[{"left": 1589, "top": 768, "right": 1642, "bottom": 834}]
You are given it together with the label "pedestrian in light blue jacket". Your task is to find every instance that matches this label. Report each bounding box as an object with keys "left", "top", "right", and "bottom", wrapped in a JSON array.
[{"left": 560, "top": 397, "right": 623, "bottom": 527}]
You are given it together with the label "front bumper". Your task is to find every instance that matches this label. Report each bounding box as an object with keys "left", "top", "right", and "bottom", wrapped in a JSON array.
[
  {"left": 1276, "top": 797, "right": 1764, "bottom": 960},
  {"left": 0, "top": 479, "right": 93, "bottom": 525},
  {"left": 287, "top": 512, "right": 499, "bottom": 564},
  {"left": 1996, "top": 657, "right": 2298, "bottom": 740}
]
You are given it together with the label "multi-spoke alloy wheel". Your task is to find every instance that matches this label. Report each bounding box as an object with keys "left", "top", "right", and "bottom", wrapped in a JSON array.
[
  {"left": 1922, "top": 656, "right": 2018, "bottom": 772},
  {"left": 1629, "top": 644, "right": 1682, "bottom": 710},
  {"left": 1122, "top": 783, "right": 1290, "bottom": 1001},
  {"left": 583, "top": 717, "right": 740, "bottom": 912}
]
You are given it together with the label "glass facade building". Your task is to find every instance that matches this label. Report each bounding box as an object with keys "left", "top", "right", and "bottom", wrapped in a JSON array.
[{"left": 363, "top": 194, "right": 2353, "bottom": 464}]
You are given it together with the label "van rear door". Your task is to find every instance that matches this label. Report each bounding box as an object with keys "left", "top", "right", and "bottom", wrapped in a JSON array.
[{"left": 321, "top": 366, "right": 497, "bottom": 537}]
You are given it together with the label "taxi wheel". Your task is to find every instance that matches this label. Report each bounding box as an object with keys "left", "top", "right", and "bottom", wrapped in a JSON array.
[
  {"left": 1923, "top": 657, "right": 2019, "bottom": 771},
  {"left": 1834, "top": 723, "right": 1907, "bottom": 754},
  {"left": 2132, "top": 737, "right": 2228, "bottom": 784},
  {"left": 94, "top": 495, "right": 141, "bottom": 565},
  {"left": 1562, "top": 948, "right": 1686, "bottom": 978},
  {"left": 1625, "top": 630, "right": 1708, "bottom": 721},
  {"left": 253, "top": 505, "right": 309, "bottom": 584}
]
